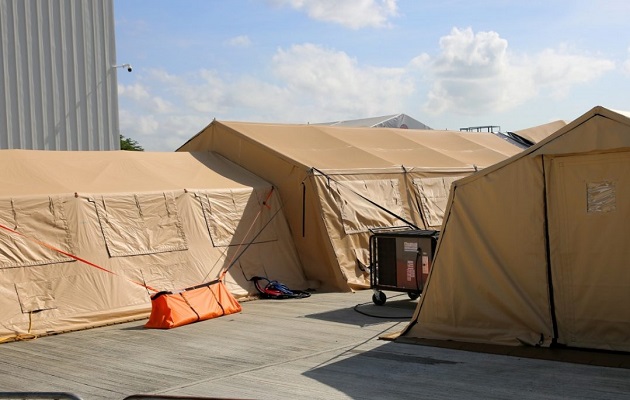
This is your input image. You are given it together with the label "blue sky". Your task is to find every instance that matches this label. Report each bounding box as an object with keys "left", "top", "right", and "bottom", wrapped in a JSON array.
[{"left": 114, "top": 0, "right": 630, "bottom": 151}]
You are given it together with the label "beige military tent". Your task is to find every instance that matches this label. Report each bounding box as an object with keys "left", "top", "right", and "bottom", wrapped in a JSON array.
[
  {"left": 399, "top": 106, "right": 630, "bottom": 352},
  {"left": 178, "top": 122, "right": 522, "bottom": 291},
  {"left": 0, "top": 150, "right": 306, "bottom": 341}
]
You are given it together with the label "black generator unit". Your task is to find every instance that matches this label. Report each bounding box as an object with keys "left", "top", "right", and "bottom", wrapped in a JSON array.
[{"left": 368, "top": 229, "right": 439, "bottom": 305}]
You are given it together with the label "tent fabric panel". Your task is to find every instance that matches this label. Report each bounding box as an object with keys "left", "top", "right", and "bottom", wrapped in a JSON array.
[
  {"left": 14, "top": 279, "right": 56, "bottom": 313},
  {"left": 1, "top": 265, "right": 151, "bottom": 339},
  {"left": 457, "top": 133, "right": 529, "bottom": 159},
  {"left": 138, "top": 260, "right": 190, "bottom": 293},
  {"left": 406, "top": 156, "right": 553, "bottom": 346},
  {"left": 331, "top": 178, "right": 407, "bottom": 234},
  {"left": 532, "top": 111, "right": 630, "bottom": 157},
  {"left": 547, "top": 152, "right": 630, "bottom": 351},
  {"left": 215, "top": 122, "right": 396, "bottom": 170},
  {"left": 312, "top": 174, "right": 415, "bottom": 289},
  {"left": 0, "top": 150, "right": 265, "bottom": 196},
  {"left": 195, "top": 188, "right": 277, "bottom": 247},
  {"left": 296, "top": 176, "right": 352, "bottom": 292},
  {"left": 0, "top": 197, "right": 73, "bottom": 268},
  {"left": 513, "top": 120, "right": 567, "bottom": 144},
  {"left": 412, "top": 176, "right": 465, "bottom": 228},
  {"left": 93, "top": 192, "right": 188, "bottom": 257},
  {"left": 324, "top": 129, "right": 473, "bottom": 168},
  {"left": 216, "top": 121, "right": 520, "bottom": 170},
  {"left": 396, "top": 130, "right": 521, "bottom": 167}
]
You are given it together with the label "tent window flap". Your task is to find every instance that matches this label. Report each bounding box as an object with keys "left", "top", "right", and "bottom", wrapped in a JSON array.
[
  {"left": 15, "top": 280, "right": 56, "bottom": 313},
  {"left": 0, "top": 197, "right": 73, "bottom": 269},
  {"left": 196, "top": 189, "right": 277, "bottom": 247},
  {"left": 413, "top": 176, "right": 464, "bottom": 228},
  {"left": 93, "top": 192, "right": 188, "bottom": 257},
  {"left": 332, "top": 179, "right": 407, "bottom": 234}
]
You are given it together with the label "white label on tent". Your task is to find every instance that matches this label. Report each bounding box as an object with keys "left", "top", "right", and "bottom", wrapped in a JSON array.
[
  {"left": 404, "top": 242, "right": 418, "bottom": 252},
  {"left": 422, "top": 254, "right": 429, "bottom": 275},
  {"left": 406, "top": 260, "right": 415, "bottom": 281},
  {"left": 587, "top": 181, "right": 616, "bottom": 213}
]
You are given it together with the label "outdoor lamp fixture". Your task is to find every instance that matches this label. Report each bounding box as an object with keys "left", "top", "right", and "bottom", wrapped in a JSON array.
[{"left": 113, "top": 63, "right": 133, "bottom": 72}]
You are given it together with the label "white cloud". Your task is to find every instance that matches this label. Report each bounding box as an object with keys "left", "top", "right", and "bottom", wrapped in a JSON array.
[
  {"left": 225, "top": 35, "right": 252, "bottom": 47},
  {"left": 117, "top": 31, "right": 617, "bottom": 151},
  {"left": 531, "top": 47, "right": 615, "bottom": 98},
  {"left": 271, "top": 43, "right": 413, "bottom": 119},
  {"left": 117, "top": 43, "right": 415, "bottom": 150},
  {"left": 119, "top": 82, "right": 174, "bottom": 113},
  {"left": 148, "top": 69, "right": 228, "bottom": 114},
  {"left": 272, "top": 0, "right": 398, "bottom": 29},
  {"left": 119, "top": 109, "right": 159, "bottom": 136},
  {"left": 423, "top": 27, "right": 615, "bottom": 115},
  {"left": 408, "top": 53, "right": 430, "bottom": 69},
  {"left": 118, "top": 83, "right": 151, "bottom": 101},
  {"left": 622, "top": 46, "right": 630, "bottom": 75}
]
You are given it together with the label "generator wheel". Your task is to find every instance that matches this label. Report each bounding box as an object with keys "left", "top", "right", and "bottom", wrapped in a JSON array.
[
  {"left": 372, "top": 291, "right": 386, "bottom": 306},
  {"left": 408, "top": 291, "right": 421, "bottom": 300}
]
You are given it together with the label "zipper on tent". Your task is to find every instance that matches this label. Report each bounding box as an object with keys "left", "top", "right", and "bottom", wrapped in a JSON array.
[
  {"left": 542, "top": 155, "right": 559, "bottom": 345},
  {"left": 302, "top": 181, "right": 306, "bottom": 237}
]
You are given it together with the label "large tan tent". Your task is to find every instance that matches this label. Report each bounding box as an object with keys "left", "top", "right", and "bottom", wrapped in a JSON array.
[
  {"left": 399, "top": 106, "right": 630, "bottom": 352},
  {"left": 0, "top": 150, "right": 306, "bottom": 341},
  {"left": 178, "top": 122, "right": 522, "bottom": 291}
]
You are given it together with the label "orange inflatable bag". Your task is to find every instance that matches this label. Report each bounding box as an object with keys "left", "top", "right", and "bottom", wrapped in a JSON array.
[{"left": 145, "top": 279, "right": 242, "bottom": 329}]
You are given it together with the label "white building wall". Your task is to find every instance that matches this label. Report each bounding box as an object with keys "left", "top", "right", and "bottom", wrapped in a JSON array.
[{"left": 0, "top": 0, "right": 120, "bottom": 150}]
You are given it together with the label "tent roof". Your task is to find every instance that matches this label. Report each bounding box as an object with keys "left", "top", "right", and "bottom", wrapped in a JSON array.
[
  {"left": 315, "top": 113, "right": 431, "bottom": 129},
  {"left": 510, "top": 120, "right": 567, "bottom": 145},
  {"left": 443, "top": 106, "right": 630, "bottom": 190},
  {"left": 0, "top": 150, "right": 267, "bottom": 197},
  {"left": 186, "top": 121, "right": 522, "bottom": 172}
]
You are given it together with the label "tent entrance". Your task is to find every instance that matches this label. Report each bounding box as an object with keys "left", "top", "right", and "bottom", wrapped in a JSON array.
[{"left": 547, "top": 151, "right": 630, "bottom": 351}]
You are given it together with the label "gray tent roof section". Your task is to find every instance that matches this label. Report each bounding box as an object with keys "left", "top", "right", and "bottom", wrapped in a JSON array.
[{"left": 315, "top": 114, "right": 432, "bottom": 130}]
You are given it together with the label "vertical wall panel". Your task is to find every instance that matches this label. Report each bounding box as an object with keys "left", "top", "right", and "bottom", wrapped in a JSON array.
[{"left": 0, "top": 0, "right": 119, "bottom": 150}]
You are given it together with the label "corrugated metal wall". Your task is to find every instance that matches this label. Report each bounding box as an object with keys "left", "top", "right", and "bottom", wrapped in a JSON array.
[{"left": 0, "top": 0, "right": 120, "bottom": 150}]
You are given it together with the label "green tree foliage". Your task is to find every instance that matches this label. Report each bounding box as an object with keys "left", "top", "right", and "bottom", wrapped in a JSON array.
[{"left": 120, "top": 135, "right": 144, "bottom": 151}]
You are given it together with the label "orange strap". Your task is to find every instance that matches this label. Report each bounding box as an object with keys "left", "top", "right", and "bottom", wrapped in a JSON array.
[{"left": 0, "top": 223, "right": 159, "bottom": 293}]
